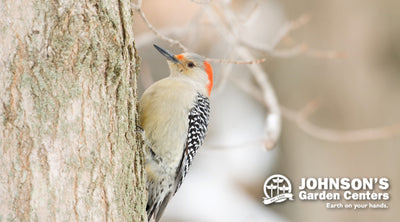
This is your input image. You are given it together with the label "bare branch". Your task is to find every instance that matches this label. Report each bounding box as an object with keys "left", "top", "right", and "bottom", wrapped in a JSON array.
[
  {"left": 204, "top": 2, "right": 282, "bottom": 149},
  {"left": 281, "top": 101, "right": 400, "bottom": 142},
  {"left": 132, "top": 4, "right": 189, "bottom": 51},
  {"left": 231, "top": 73, "right": 400, "bottom": 143},
  {"left": 135, "top": 0, "right": 400, "bottom": 145},
  {"left": 237, "top": 14, "right": 345, "bottom": 59},
  {"left": 131, "top": 0, "right": 142, "bottom": 10},
  {"left": 268, "top": 43, "right": 307, "bottom": 58},
  {"left": 236, "top": 14, "right": 310, "bottom": 54},
  {"left": 133, "top": 1, "right": 267, "bottom": 64}
]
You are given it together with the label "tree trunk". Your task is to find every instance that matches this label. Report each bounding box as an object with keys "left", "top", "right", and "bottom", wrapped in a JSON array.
[{"left": 0, "top": 0, "right": 146, "bottom": 221}]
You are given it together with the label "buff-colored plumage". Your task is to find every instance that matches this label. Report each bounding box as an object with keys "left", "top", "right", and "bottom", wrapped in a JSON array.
[
  {"left": 140, "top": 45, "right": 213, "bottom": 222},
  {"left": 141, "top": 77, "right": 200, "bottom": 167}
]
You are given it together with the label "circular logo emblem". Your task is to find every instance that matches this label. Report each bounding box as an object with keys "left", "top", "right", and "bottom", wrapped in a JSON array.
[{"left": 263, "top": 174, "right": 293, "bottom": 204}]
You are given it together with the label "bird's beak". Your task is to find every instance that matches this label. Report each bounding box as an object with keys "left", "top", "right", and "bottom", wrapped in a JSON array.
[{"left": 153, "top": 44, "right": 180, "bottom": 64}]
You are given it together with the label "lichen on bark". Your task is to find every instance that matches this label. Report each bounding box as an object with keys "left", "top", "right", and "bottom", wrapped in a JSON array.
[{"left": 0, "top": 0, "right": 146, "bottom": 221}]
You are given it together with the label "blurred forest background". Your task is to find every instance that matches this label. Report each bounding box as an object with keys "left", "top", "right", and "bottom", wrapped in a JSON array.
[{"left": 133, "top": 0, "right": 400, "bottom": 221}]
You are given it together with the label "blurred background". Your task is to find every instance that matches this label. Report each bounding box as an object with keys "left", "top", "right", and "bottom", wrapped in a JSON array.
[{"left": 133, "top": 0, "right": 400, "bottom": 221}]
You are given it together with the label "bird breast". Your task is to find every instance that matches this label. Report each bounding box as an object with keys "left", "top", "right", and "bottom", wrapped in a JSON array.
[{"left": 140, "top": 77, "right": 200, "bottom": 168}]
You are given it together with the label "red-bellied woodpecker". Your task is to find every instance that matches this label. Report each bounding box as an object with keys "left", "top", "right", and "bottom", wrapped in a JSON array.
[{"left": 140, "top": 44, "right": 213, "bottom": 222}]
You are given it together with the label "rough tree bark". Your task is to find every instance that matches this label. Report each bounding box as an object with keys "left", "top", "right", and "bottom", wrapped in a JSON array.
[{"left": 0, "top": 0, "right": 146, "bottom": 221}]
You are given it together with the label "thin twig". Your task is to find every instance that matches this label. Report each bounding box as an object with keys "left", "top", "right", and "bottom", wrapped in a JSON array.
[
  {"left": 238, "top": 13, "right": 344, "bottom": 59},
  {"left": 231, "top": 78, "right": 400, "bottom": 143},
  {"left": 132, "top": 4, "right": 188, "bottom": 51},
  {"left": 268, "top": 43, "right": 307, "bottom": 58},
  {"left": 135, "top": 0, "right": 400, "bottom": 144},
  {"left": 237, "top": 14, "right": 310, "bottom": 53},
  {"left": 205, "top": 2, "right": 282, "bottom": 149},
  {"left": 281, "top": 101, "right": 400, "bottom": 142},
  {"left": 133, "top": 0, "right": 267, "bottom": 64}
]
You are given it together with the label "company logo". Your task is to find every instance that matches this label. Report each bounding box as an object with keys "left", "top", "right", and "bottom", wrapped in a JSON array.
[
  {"left": 263, "top": 174, "right": 294, "bottom": 205},
  {"left": 262, "top": 175, "right": 390, "bottom": 209},
  {"left": 298, "top": 177, "right": 390, "bottom": 209}
]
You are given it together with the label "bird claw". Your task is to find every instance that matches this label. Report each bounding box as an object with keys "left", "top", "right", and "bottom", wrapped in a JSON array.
[
  {"left": 136, "top": 125, "right": 146, "bottom": 142},
  {"left": 136, "top": 125, "right": 144, "bottom": 132}
]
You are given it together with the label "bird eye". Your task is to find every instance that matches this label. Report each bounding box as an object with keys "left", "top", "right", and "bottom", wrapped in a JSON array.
[{"left": 187, "top": 62, "right": 195, "bottom": 68}]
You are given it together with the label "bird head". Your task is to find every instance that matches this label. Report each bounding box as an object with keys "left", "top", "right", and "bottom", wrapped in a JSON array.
[{"left": 154, "top": 44, "right": 213, "bottom": 97}]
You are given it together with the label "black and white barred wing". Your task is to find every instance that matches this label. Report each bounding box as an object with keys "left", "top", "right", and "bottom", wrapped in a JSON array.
[{"left": 174, "top": 94, "right": 210, "bottom": 194}]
